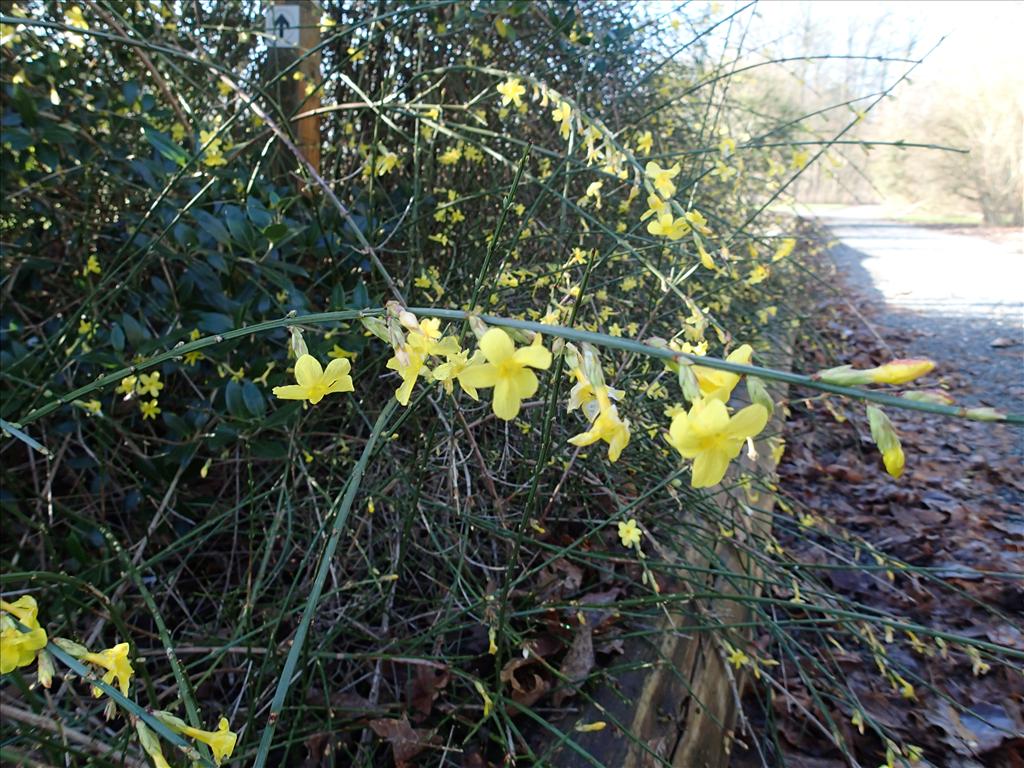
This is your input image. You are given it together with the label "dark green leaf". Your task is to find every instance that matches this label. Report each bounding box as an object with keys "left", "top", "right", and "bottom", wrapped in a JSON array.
[
  {"left": 241, "top": 380, "right": 266, "bottom": 416},
  {"left": 193, "top": 209, "right": 231, "bottom": 245},
  {"left": 143, "top": 126, "right": 188, "bottom": 166}
]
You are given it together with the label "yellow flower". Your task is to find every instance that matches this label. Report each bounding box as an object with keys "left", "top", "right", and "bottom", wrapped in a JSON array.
[
  {"left": 640, "top": 194, "right": 670, "bottom": 222},
  {"left": 199, "top": 130, "right": 227, "bottom": 168},
  {"left": 184, "top": 350, "right": 203, "bottom": 366},
  {"left": 684, "top": 209, "right": 712, "bottom": 235},
  {"left": 698, "top": 244, "right": 715, "bottom": 270},
  {"left": 386, "top": 321, "right": 459, "bottom": 406},
  {"left": 439, "top": 146, "right": 462, "bottom": 165},
  {"left": 374, "top": 148, "right": 398, "bottom": 176},
  {"left": 666, "top": 398, "right": 768, "bottom": 488},
  {"left": 646, "top": 213, "right": 690, "bottom": 240},
  {"left": 645, "top": 161, "right": 680, "bottom": 198},
  {"left": 179, "top": 717, "right": 238, "bottom": 766},
  {"left": 328, "top": 344, "right": 357, "bottom": 360},
  {"left": 78, "top": 399, "right": 102, "bottom": 414},
  {"left": 710, "top": 160, "right": 736, "bottom": 181},
  {"left": 636, "top": 130, "right": 653, "bottom": 154},
  {"left": 63, "top": 5, "right": 87, "bottom": 47},
  {"left": 82, "top": 642, "right": 134, "bottom": 697},
  {"left": 116, "top": 375, "right": 137, "bottom": 395},
  {"left": 772, "top": 238, "right": 796, "bottom": 262},
  {"left": 140, "top": 400, "right": 161, "bottom": 420},
  {"left": 0, "top": 597, "right": 48, "bottom": 674},
  {"left": 692, "top": 344, "right": 753, "bottom": 402},
  {"left": 65, "top": 5, "right": 88, "bottom": 30},
  {"left": 78, "top": 319, "right": 93, "bottom": 336},
  {"left": 136, "top": 371, "right": 164, "bottom": 397},
  {"left": 272, "top": 355, "right": 354, "bottom": 405},
  {"left": 551, "top": 101, "right": 573, "bottom": 140},
  {"left": 747, "top": 264, "right": 770, "bottom": 285},
  {"left": 568, "top": 389, "right": 630, "bottom": 462},
  {"left": 584, "top": 180, "right": 602, "bottom": 208},
  {"left": 617, "top": 519, "right": 642, "bottom": 547},
  {"left": 458, "top": 329, "right": 552, "bottom": 420},
  {"left": 84, "top": 255, "right": 101, "bottom": 275},
  {"left": 727, "top": 646, "right": 750, "bottom": 669},
  {"left": 496, "top": 77, "right": 526, "bottom": 107},
  {"left": 432, "top": 349, "right": 484, "bottom": 399}
]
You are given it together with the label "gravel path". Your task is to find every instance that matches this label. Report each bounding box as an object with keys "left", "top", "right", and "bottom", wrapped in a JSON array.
[{"left": 821, "top": 207, "right": 1024, "bottom": 430}]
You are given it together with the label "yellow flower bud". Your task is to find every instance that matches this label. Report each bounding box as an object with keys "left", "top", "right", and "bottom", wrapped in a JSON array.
[
  {"left": 867, "top": 358, "right": 935, "bottom": 385},
  {"left": 964, "top": 406, "right": 1006, "bottom": 422},
  {"left": 867, "top": 405, "right": 905, "bottom": 479},
  {"left": 901, "top": 389, "right": 954, "bottom": 406}
]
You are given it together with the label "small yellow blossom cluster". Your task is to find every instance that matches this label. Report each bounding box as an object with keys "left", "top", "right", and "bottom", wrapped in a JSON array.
[
  {"left": 429, "top": 188, "right": 469, "bottom": 248},
  {"left": 564, "top": 343, "right": 630, "bottom": 462},
  {"left": 199, "top": 125, "right": 228, "bottom": 168},
  {"left": 3, "top": 595, "right": 238, "bottom": 764},
  {"left": 362, "top": 143, "right": 399, "bottom": 177},
  {"left": 269, "top": 307, "right": 779, "bottom": 490},
  {"left": 2, "top": 597, "right": 134, "bottom": 700},
  {"left": 117, "top": 369, "right": 165, "bottom": 420},
  {"left": 1, "top": 596, "right": 47, "bottom": 678},
  {"left": 640, "top": 162, "right": 718, "bottom": 269}
]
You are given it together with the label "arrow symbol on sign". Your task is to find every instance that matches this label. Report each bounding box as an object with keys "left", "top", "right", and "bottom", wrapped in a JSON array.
[{"left": 274, "top": 14, "right": 290, "bottom": 40}]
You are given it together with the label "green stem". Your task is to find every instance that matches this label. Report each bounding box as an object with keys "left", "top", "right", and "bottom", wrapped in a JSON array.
[
  {"left": 251, "top": 401, "right": 398, "bottom": 768},
  {"left": 12, "top": 309, "right": 1022, "bottom": 430},
  {"left": 36, "top": 639, "right": 214, "bottom": 767}
]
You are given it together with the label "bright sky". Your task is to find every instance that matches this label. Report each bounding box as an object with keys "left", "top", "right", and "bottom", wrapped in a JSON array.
[{"left": 743, "top": 1, "right": 1023, "bottom": 81}]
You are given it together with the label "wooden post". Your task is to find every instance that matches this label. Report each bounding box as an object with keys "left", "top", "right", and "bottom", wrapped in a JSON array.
[{"left": 265, "top": 1, "right": 321, "bottom": 176}]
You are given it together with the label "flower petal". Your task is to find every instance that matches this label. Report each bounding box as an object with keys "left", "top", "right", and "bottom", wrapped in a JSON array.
[
  {"left": 726, "top": 344, "right": 753, "bottom": 365},
  {"left": 512, "top": 341, "right": 552, "bottom": 370},
  {"left": 691, "top": 450, "right": 730, "bottom": 488},
  {"left": 667, "top": 413, "right": 692, "bottom": 454},
  {"left": 324, "top": 357, "right": 351, "bottom": 382},
  {"left": 326, "top": 375, "right": 354, "bottom": 394},
  {"left": 293, "top": 355, "right": 323, "bottom": 387},
  {"left": 608, "top": 423, "right": 630, "bottom": 462},
  {"left": 509, "top": 367, "right": 539, "bottom": 400},
  {"left": 727, "top": 404, "right": 768, "bottom": 441},
  {"left": 458, "top": 362, "right": 499, "bottom": 389},
  {"left": 395, "top": 374, "right": 417, "bottom": 406},
  {"left": 691, "top": 397, "right": 730, "bottom": 434},
  {"left": 478, "top": 328, "right": 514, "bottom": 363},
  {"left": 272, "top": 385, "right": 309, "bottom": 400},
  {"left": 567, "top": 428, "right": 600, "bottom": 447},
  {"left": 492, "top": 378, "right": 521, "bottom": 420}
]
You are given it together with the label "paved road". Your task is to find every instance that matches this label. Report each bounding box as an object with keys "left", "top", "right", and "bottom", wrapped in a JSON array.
[{"left": 821, "top": 207, "right": 1024, "bottom": 416}]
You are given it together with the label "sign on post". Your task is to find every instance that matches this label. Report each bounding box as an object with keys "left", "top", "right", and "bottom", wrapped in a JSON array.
[
  {"left": 263, "top": 1, "right": 321, "bottom": 176},
  {"left": 265, "top": 4, "right": 300, "bottom": 48}
]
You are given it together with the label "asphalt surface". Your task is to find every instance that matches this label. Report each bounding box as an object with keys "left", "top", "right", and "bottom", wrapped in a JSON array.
[{"left": 821, "top": 208, "right": 1024, "bottom": 423}]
